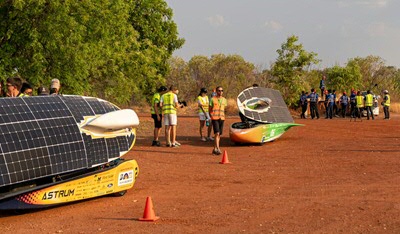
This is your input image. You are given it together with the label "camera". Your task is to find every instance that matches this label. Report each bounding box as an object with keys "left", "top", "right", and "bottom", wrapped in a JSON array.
[{"left": 179, "top": 101, "right": 187, "bottom": 108}]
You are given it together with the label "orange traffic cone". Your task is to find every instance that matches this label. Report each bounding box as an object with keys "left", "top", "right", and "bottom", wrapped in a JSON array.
[
  {"left": 139, "top": 197, "right": 160, "bottom": 221},
  {"left": 219, "top": 150, "right": 231, "bottom": 164}
]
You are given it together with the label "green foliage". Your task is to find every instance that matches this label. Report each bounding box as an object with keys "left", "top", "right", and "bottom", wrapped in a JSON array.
[
  {"left": 271, "top": 35, "right": 320, "bottom": 107},
  {"left": 0, "top": 0, "right": 183, "bottom": 105},
  {"left": 324, "top": 61, "right": 362, "bottom": 93},
  {"left": 168, "top": 54, "right": 256, "bottom": 100}
]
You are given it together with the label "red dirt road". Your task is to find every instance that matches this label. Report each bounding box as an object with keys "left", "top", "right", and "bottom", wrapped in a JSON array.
[{"left": 1, "top": 114, "right": 400, "bottom": 233}]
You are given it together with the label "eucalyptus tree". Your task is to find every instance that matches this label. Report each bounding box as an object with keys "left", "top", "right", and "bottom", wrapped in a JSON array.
[{"left": 270, "top": 35, "right": 320, "bottom": 107}]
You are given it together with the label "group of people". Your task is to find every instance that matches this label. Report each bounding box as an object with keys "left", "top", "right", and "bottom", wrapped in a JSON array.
[
  {"left": 151, "top": 85, "right": 227, "bottom": 155},
  {"left": 299, "top": 76, "right": 391, "bottom": 120},
  {"left": 1, "top": 76, "right": 61, "bottom": 97}
]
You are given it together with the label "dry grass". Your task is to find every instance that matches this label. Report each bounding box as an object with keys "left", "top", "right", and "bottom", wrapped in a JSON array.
[{"left": 390, "top": 102, "right": 400, "bottom": 114}]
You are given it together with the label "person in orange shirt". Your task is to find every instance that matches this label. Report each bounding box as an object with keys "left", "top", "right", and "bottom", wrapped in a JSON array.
[{"left": 209, "top": 86, "right": 227, "bottom": 155}]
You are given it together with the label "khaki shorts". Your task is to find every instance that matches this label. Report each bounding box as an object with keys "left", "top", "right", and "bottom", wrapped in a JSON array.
[{"left": 164, "top": 113, "right": 177, "bottom": 126}]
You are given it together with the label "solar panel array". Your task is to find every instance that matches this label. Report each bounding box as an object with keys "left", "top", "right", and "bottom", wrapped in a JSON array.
[
  {"left": 238, "top": 87, "right": 294, "bottom": 123},
  {"left": 0, "top": 95, "right": 135, "bottom": 188}
]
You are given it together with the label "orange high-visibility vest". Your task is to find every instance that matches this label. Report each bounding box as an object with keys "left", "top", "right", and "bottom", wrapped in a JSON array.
[{"left": 210, "top": 97, "right": 227, "bottom": 120}]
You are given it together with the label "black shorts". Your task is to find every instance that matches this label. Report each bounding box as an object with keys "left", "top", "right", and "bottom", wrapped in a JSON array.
[
  {"left": 151, "top": 114, "right": 162, "bottom": 128},
  {"left": 212, "top": 119, "right": 224, "bottom": 135}
]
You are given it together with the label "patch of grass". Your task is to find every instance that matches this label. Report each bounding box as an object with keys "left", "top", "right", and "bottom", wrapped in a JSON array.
[{"left": 390, "top": 102, "right": 400, "bottom": 114}]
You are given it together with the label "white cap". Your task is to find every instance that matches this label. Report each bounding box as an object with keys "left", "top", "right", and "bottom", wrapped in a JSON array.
[
  {"left": 51, "top": 79, "right": 60, "bottom": 90},
  {"left": 383, "top": 90, "right": 388, "bottom": 94}
]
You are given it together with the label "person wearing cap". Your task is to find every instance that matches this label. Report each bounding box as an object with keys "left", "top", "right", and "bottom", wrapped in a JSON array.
[
  {"left": 50, "top": 78, "right": 61, "bottom": 95},
  {"left": 151, "top": 86, "right": 168, "bottom": 146},
  {"left": 197, "top": 88, "right": 213, "bottom": 142},
  {"left": 160, "top": 85, "right": 184, "bottom": 147},
  {"left": 364, "top": 90, "right": 374, "bottom": 120},
  {"left": 209, "top": 86, "right": 227, "bottom": 155},
  {"left": 339, "top": 91, "right": 349, "bottom": 118},
  {"left": 382, "top": 90, "right": 390, "bottom": 120},
  {"left": 5, "top": 77, "right": 27, "bottom": 97},
  {"left": 37, "top": 86, "right": 49, "bottom": 95}
]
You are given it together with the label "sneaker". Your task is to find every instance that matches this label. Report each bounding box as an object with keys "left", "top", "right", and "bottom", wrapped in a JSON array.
[
  {"left": 201, "top": 137, "right": 207, "bottom": 142},
  {"left": 174, "top": 141, "right": 181, "bottom": 146},
  {"left": 207, "top": 137, "right": 214, "bottom": 141},
  {"left": 171, "top": 144, "right": 179, "bottom": 148},
  {"left": 212, "top": 149, "right": 221, "bottom": 155},
  {"left": 166, "top": 143, "right": 171, "bottom": 147},
  {"left": 151, "top": 140, "right": 157, "bottom": 146},
  {"left": 155, "top": 141, "right": 161, "bottom": 147}
]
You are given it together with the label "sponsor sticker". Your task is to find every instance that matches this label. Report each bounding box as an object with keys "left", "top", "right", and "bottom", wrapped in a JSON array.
[{"left": 118, "top": 170, "right": 134, "bottom": 186}]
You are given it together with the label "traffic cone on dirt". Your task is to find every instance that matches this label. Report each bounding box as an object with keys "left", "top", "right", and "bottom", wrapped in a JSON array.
[
  {"left": 219, "top": 150, "right": 231, "bottom": 164},
  {"left": 139, "top": 197, "right": 160, "bottom": 221}
]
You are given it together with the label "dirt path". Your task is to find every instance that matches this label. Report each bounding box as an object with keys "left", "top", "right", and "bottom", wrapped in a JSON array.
[{"left": 1, "top": 114, "right": 399, "bottom": 233}]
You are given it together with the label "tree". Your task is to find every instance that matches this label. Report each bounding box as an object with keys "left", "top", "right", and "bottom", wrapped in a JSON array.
[
  {"left": 208, "top": 54, "right": 255, "bottom": 98},
  {"left": 165, "top": 56, "right": 196, "bottom": 102},
  {"left": 271, "top": 35, "right": 320, "bottom": 107},
  {"left": 0, "top": 0, "right": 183, "bottom": 105},
  {"left": 324, "top": 62, "right": 362, "bottom": 93}
]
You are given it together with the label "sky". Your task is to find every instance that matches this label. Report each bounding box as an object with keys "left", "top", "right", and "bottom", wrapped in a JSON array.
[{"left": 164, "top": 0, "right": 400, "bottom": 69}]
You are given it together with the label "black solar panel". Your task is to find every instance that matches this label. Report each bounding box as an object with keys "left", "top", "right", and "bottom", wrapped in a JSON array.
[
  {"left": 0, "top": 95, "right": 135, "bottom": 188},
  {"left": 237, "top": 87, "right": 294, "bottom": 123}
]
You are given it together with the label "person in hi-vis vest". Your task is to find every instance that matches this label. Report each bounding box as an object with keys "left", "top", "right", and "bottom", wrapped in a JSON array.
[
  {"left": 382, "top": 90, "right": 390, "bottom": 120},
  {"left": 209, "top": 86, "right": 227, "bottom": 155},
  {"left": 160, "top": 85, "right": 184, "bottom": 147},
  {"left": 364, "top": 90, "right": 374, "bottom": 120},
  {"left": 151, "top": 86, "right": 168, "bottom": 146},
  {"left": 355, "top": 91, "right": 364, "bottom": 119},
  {"left": 197, "top": 88, "right": 213, "bottom": 142}
]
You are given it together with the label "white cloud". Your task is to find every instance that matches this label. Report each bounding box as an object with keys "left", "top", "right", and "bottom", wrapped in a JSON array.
[
  {"left": 263, "top": 20, "right": 283, "bottom": 32},
  {"left": 206, "top": 14, "right": 228, "bottom": 27},
  {"left": 338, "top": 0, "right": 389, "bottom": 8}
]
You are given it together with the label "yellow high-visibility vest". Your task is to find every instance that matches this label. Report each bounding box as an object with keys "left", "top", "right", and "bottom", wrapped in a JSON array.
[
  {"left": 161, "top": 92, "right": 177, "bottom": 114},
  {"left": 365, "top": 94, "right": 373, "bottom": 107},
  {"left": 384, "top": 95, "right": 390, "bottom": 106},
  {"left": 356, "top": 95, "right": 364, "bottom": 108},
  {"left": 197, "top": 96, "right": 209, "bottom": 113}
]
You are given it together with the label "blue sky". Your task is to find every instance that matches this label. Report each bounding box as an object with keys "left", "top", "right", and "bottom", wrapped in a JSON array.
[{"left": 165, "top": 0, "right": 400, "bottom": 69}]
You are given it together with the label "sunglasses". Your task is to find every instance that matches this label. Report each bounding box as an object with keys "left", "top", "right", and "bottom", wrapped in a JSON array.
[{"left": 217, "top": 89, "right": 223, "bottom": 92}]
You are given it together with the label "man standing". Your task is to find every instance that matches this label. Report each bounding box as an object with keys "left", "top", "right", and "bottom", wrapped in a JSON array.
[
  {"left": 160, "top": 85, "right": 183, "bottom": 147},
  {"left": 307, "top": 88, "right": 319, "bottom": 119},
  {"left": 339, "top": 92, "right": 349, "bottom": 118},
  {"left": 382, "top": 90, "right": 390, "bottom": 120},
  {"left": 364, "top": 90, "right": 374, "bottom": 120},
  {"left": 325, "top": 90, "right": 334, "bottom": 119},
  {"left": 299, "top": 91, "right": 308, "bottom": 119},
  {"left": 151, "top": 86, "right": 167, "bottom": 146},
  {"left": 319, "top": 75, "right": 326, "bottom": 98},
  {"left": 355, "top": 91, "right": 364, "bottom": 119},
  {"left": 349, "top": 89, "right": 357, "bottom": 118},
  {"left": 209, "top": 86, "right": 227, "bottom": 155}
]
